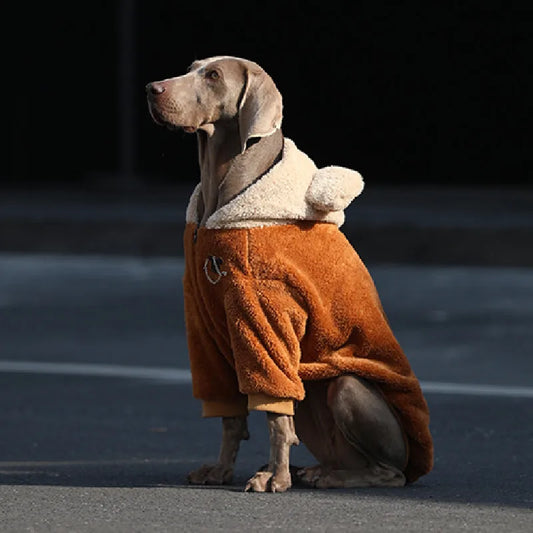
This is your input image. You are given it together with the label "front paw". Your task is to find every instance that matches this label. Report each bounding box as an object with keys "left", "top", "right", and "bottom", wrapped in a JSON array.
[
  {"left": 244, "top": 470, "right": 292, "bottom": 493},
  {"left": 187, "top": 463, "right": 233, "bottom": 485}
]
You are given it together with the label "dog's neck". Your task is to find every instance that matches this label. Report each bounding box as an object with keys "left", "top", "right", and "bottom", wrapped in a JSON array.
[{"left": 196, "top": 124, "right": 283, "bottom": 225}]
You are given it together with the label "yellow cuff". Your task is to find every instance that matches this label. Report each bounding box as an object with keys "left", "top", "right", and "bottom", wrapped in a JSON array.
[
  {"left": 201, "top": 398, "right": 248, "bottom": 418},
  {"left": 248, "top": 393, "right": 295, "bottom": 415}
]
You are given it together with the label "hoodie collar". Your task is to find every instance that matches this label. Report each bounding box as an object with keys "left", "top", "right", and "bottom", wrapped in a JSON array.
[{"left": 186, "top": 138, "right": 345, "bottom": 229}]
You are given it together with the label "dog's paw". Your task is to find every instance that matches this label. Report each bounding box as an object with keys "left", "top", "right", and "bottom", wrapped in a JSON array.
[
  {"left": 296, "top": 465, "right": 347, "bottom": 489},
  {"left": 296, "top": 464, "right": 407, "bottom": 488},
  {"left": 244, "top": 470, "right": 292, "bottom": 493},
  {"left": 296, "top": 465, "right": 322, "bottom": 487},
  {"left": 187, "top": 463, "right": 233, "bottom": 485}
]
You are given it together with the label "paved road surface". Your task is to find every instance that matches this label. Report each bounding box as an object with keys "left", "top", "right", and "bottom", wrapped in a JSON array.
[
  {"left": 0, "top": 254, "right": 532, "bottom": 531},
  {"left": 2, "top": 185, "right": 533, "bottom": 266}
]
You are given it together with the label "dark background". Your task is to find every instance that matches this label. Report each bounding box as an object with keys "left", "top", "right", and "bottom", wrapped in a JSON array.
[
  {"left": 1, "top": 6, "right": 533, "bottom": 530},
  {"left": 3, "top": 1, "right": 532, "bottom": 190}
]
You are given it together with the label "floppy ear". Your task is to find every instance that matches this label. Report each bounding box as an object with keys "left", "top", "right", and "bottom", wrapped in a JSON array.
[{"left": 238, "top": 66, "right": 283, "bottom": 152}]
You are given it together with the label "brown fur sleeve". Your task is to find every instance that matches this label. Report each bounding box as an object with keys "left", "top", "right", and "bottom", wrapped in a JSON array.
[{"left": 224, "top": 277, "right": 308, "bottom": 402}]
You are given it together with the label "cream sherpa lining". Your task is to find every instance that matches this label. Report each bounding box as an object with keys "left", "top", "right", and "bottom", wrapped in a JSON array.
[{"left": 185, "top": 138, "right": 364, "bottom": 229}]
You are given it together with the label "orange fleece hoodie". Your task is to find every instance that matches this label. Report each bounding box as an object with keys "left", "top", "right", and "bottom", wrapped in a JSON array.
[{"left": 183, "top": 138, "right": 433, "bottom": 482}]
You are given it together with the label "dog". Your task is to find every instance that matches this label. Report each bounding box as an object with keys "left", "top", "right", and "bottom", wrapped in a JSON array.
[{"left": 146, "top": 56, "right": 433, "bottom": 492}]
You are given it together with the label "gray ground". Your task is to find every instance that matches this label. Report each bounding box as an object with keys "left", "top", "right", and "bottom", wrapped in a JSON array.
[{"left": 0, "top": 253, "right": 532, "bottom": 532}]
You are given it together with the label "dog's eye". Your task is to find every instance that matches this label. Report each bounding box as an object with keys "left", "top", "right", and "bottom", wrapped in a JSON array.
[{"left": 205, "top": 69, "right": 220, "bottom": 81}]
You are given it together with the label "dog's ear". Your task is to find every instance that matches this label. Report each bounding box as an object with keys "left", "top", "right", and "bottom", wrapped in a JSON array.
[{"left": 238, "top": 65, "right": 283, "bottom": 152}]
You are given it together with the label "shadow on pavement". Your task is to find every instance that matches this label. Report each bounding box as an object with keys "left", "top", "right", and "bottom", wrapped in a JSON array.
[{"left": 0, "top": 373, "right": 531, "bottom": 510}]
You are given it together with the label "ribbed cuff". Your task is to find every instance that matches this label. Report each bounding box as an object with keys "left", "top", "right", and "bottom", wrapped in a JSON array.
[
  {"left": 201, "top": 398, "right": 248, "bottom": 418},
  {"left": 248, "top": 393, "right": 295, "bottom": 415}
]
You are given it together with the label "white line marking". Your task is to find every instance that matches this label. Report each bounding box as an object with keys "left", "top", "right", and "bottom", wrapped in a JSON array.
[
  {"left": 419, "top": 381, "right": 533, "bottom": 398},
  {"left": 0, "top": 360, "right": 532, "bottom": 398},
  {"left": 0, "top": 361, "right": 191, "bottom": 383}
]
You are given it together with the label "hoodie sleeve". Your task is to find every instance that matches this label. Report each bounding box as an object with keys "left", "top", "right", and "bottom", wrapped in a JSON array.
[{"left": 224, "top": 277, "right": 308, "bottom": 408}]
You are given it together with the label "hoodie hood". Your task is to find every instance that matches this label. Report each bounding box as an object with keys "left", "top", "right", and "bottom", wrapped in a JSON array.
[{"left": 186, "top": 138, "right": 364, "bottom": 229}]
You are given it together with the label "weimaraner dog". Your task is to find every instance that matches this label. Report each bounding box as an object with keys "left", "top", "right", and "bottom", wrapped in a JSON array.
[{"left": 146, "top": 56, "right": 426, "bottom": 492}]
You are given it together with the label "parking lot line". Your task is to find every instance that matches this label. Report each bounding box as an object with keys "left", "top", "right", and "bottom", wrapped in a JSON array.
[
  {"left": 1, "top": 360, "right": 532, "bottom": 398},
  {"left": 0, "top": 360, "right": 191, "bottom": 383}
]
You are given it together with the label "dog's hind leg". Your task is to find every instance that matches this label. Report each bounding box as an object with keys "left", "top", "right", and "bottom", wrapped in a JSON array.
[
  {"left": 295, "top": 376, "right": 407, "bottom": 488},
  {"left": 187, "top": 416, "right": 249, "bottom": 485},
  {"left": 245, "top": 413, "right": 300, "bottom": 492}
]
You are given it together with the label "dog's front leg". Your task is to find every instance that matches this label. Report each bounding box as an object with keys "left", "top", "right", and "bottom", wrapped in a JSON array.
[
  {"left": 245, "top": 413, "right": 300, "bottom": 493},
  {"left": 188, "top": 416, "right": 249, "bottom": 485}
]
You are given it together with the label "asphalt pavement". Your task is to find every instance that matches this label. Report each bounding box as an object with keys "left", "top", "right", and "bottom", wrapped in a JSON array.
[
  {"left": 1, "top": 184, "right": 533, "bottom": 265},
  {"left": 0, "top": 252, "right": 532, "bottom": 532},
  {"left": 0, "top": 184, "right": 532, "bottom": 531}
]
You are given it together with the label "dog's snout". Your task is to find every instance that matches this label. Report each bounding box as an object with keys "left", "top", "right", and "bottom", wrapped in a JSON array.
[{"left": 146, "top": 82, "right": 165, "bottom": 96}]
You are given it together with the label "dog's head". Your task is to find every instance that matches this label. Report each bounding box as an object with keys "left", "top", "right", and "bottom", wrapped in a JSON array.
[{"left": 146, "top": 56, "right": 283, "bottom": 152}]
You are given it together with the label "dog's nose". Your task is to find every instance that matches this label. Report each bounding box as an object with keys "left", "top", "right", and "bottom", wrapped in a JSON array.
[{"left": 146, "top": 82, "right": 165, "bottom": 95}]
